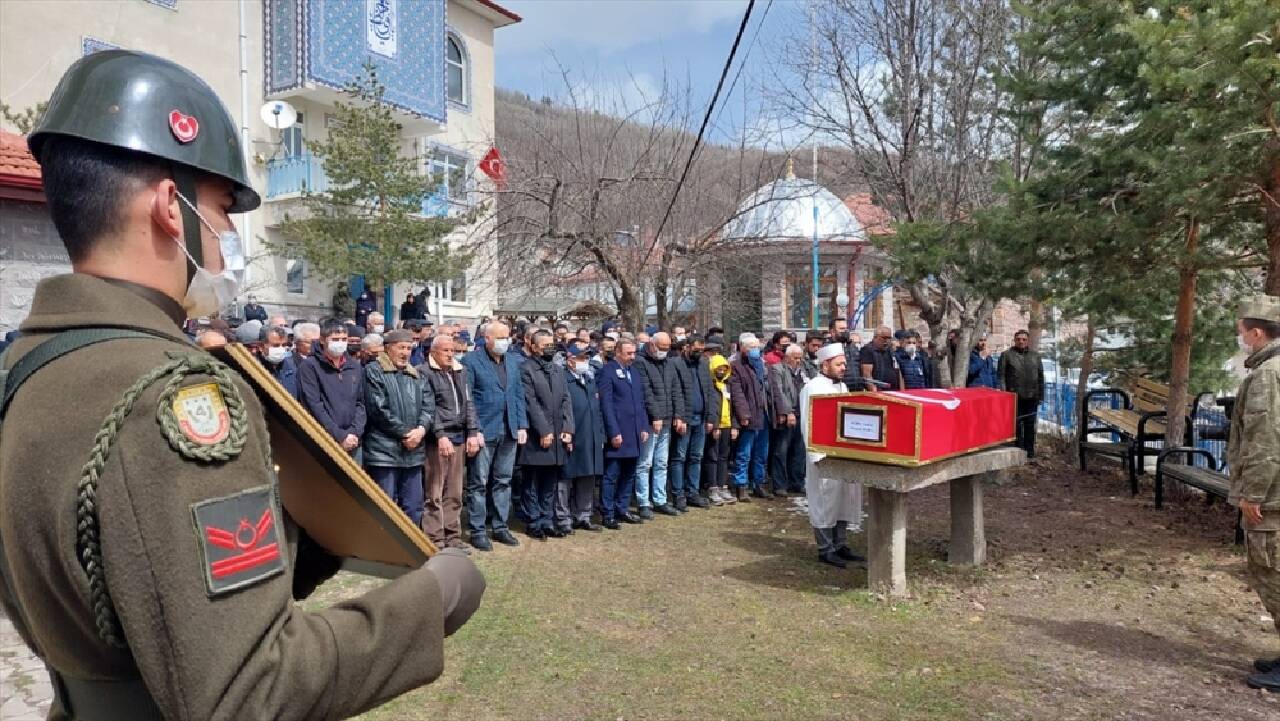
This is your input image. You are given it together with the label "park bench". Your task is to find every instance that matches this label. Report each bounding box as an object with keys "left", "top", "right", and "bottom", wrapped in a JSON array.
[
  {"left": 1079, "top": 376, "right": 1195, "bottom": 495},
  {"left": 1154, "top": 447, "right": 1243, "bottom": 544}
]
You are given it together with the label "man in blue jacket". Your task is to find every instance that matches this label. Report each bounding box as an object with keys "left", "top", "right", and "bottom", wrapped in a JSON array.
[
  {"left": 597, "top": 339, "right": 650, "bottom": 529},
  {"left": 559, "top": 341, "right": 605, "bottom": 533},
  {"left": 260, "top": 325, "right": 299, "bottom": 398},
  {"left": 967, "top": 335, "right": 999, "bottom": 388},
  {"left": 297, "top": 319, "right": 367, "bottom": 462},
  {"left": 460, "top": 321, "right": 527, "bottom": 551}
]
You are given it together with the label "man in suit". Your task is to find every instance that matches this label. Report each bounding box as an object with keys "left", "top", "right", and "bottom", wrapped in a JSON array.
[{"left": 597, "top": 339, "right": 650, "bottom": 529}]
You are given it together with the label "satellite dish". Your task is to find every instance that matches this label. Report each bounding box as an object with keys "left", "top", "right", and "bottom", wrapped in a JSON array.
[{"left": 259, "top": 100, "right": 297, "bottom": 130}]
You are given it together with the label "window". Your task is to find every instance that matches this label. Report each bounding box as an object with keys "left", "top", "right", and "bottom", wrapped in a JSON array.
[
  {"left": 784, "top": 264, "right": 837, "bottom": 329},
  {"left": 427, "top": 147, "right": 470, "bottom": 201},
  {"left": 427, "top": 274, "right": 467, "bottom": 304},
  {"left": 282, "top": 112, "right": 305, "bottom": 157},
  {"left": 285, "top": 258, "right": 306, "bottom": 295},
  {"left": 446, "top": 36, "right": 466, "bottom": 105}
]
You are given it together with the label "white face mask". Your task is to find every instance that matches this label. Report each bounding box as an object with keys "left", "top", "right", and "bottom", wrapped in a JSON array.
[
  {"left": 326, "top": 339, "right": 348, "bottom": 357},
  {"left": 653, "top": 349, "right": 668, "bottom": 360},
  {"left": 266, "top": 346, "right": 289, "bottom": 364},
  {"left": 675, "top": 335, "right": 687, "bottom": 342},
  {"left": 905, "top": 344, "right": 917, "bottom": 357},
  {"left": 491, "top": 338, "right": 511, "bottom": 355},
  {"left": 173, "top": 192, "right": 245, "bottom": 318},
  {"left": 371, "top": 323, "right": 385, "bottom": 334}
]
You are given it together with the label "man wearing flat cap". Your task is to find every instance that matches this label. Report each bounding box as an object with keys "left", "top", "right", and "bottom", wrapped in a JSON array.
[
  {"left": 798, "top": 344, "right": 865, "bottom": 569},
  {"left": 1232, "top": 295, "right": 1280, "bottom": 692},
  {"left": 363, "top": 329, "right": 435, "bottom": 526}
]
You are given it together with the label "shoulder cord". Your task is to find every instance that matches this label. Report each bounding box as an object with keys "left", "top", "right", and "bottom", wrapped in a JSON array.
[{"left": 78, "top": 351, "right": 249, "bottom": 648}]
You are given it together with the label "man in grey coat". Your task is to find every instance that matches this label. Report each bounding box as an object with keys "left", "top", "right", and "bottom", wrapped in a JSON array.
[
  {"left": 768, "top": 344, "right": 808, "bottom": 496},
  {"left": 363, "top": 329, "right": 434, "bottom": 525}
]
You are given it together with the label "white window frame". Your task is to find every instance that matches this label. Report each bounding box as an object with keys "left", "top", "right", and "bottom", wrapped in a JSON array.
[
  {"left": 281, "top": 112, "right": 306, "bottom": 158},
  {"left": 426, "top": 273, "right": 467, "bottom": 306},
  {"left": 423, "top": 144, "right": 472, "bottom": 209},
  {"left": 445, "top": 34, "right": 468, "bottom": 107}
]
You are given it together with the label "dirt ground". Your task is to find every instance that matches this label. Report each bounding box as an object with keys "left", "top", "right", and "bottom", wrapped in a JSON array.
[{"left": 303, "top": 451, "right": 1280, "bottom": 721}]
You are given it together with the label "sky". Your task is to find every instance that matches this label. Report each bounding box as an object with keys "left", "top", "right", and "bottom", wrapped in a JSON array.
[{"left": 494, "top": 0, "right": 807, "bottom": 147}]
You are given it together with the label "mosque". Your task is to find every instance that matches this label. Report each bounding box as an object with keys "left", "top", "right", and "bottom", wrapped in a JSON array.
[{"left": 695, "top": 161, "right": 901, "bottom": 335}]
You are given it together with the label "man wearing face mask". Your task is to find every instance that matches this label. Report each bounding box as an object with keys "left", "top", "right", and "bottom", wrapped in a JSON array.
[
  {"left": 517, "top": 330, "right": 575, "bottom": 539},
  {"left": 669, "top": 335, "right": 709, "bottom": 510},
  {"left": 894, "top": 331, "right": 935, "bottom": 390},
  {"left": 632, "top": 332, "right": 685, "bottom": 517},
  {"left": 460, "top": 321, "right": 527, "bottom": 551},
  {"left": 591, "top": 335, "right": 617, "bottom": 372},
  {"left": 1226, "top": 296, "right": 1280, "bottom": 692},
  {"left": 366, "top": 311, "right": 386, "bottom": 337},
  {"left": 298, "top": 320, "right": 368, "bottom": 461},
  {"left": 0, "top": 50, "right": 482, "bottom": 719},
  {"left": 260, "top": 325, "right": 300, "bottom": 397}
]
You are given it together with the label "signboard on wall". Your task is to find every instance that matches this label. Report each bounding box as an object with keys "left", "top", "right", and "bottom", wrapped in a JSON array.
[{"left": 365, "top": 0, "right": 398, "bottom": 58}]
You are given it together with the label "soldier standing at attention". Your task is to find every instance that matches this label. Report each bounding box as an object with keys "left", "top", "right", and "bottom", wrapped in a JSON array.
[
  {"left": 0, "top": 50, "right": 484, "bottom": 720},
  {"left": 1232, "top": 295, "right": 1280, "bottom": 692}
]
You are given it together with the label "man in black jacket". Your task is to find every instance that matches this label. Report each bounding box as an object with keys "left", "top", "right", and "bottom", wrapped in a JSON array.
[
  {"left": 363, "top": 330, "right": 434, "bottom": 525},
  {"left": 518, "top": 330, "right": 575, "bottom": 539},
  {"left": 670, "top": 336, "right": 709, "bottom": 510},
  {"left": 997, "top": 329, "right": 1044, "bottom": 458},
  {"left": 633, "top": 332, "right": 685, "bottom": 517},
  {"left": 420, "top": 335, "right": 482, "bottom": 550}
]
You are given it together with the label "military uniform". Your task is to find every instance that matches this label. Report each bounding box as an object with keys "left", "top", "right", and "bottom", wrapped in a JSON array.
[{"left": 0, "top": 49, "right": 470, "bottom": 720}]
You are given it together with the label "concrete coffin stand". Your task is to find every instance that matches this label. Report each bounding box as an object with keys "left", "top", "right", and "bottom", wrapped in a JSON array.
[{"left": 814, "top": 446, "right": 1027, "bottom": 597}]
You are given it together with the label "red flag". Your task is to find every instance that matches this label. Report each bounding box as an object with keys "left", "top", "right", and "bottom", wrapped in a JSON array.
[{"left": 479, "top": 146, "right": 506, "bottom": 190}]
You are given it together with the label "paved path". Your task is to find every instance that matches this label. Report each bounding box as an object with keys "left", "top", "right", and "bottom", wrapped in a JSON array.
[{"left": 0, "top": 610, "right": 50, "bottom": 720}]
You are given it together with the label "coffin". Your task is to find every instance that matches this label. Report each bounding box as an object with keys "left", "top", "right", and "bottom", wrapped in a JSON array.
[{"left": 806, "top": 387, "right": 1016, "bottom": 466}]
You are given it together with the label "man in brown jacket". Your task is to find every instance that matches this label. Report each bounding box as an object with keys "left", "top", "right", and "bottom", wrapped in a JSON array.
[
  {"left": 419, "top": 334, "right": 483, "bottom": 550},
  {"left": 0, "top": 50, "right": 483, "bottom": 720}
]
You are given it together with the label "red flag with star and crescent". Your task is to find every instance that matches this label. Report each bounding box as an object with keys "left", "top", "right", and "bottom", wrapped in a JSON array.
[{"left": 479, "top": 146, "right": 506, "bottom": 190}]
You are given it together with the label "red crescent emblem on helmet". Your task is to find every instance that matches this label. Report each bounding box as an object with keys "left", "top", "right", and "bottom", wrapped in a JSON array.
[{"left": 169, "top": 109, "right": 199, "bottom": 144}]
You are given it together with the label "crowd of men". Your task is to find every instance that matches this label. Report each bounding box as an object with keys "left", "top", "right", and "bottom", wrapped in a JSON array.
[{"left": 163, "top": 307, "right": 1048, "bottom": 567}]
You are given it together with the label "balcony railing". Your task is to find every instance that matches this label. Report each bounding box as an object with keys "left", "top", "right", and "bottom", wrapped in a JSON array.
[{"left": 265, "top": 154, "right": 459, "bottom": 218}]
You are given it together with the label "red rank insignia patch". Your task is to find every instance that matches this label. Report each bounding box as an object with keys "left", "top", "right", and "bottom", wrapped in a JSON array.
[
  {"left": 191, "top": 486, "right": 286, "bottom": 596},
  {"left": 169, "top": 109, "right": 199, "bottom": 144}
]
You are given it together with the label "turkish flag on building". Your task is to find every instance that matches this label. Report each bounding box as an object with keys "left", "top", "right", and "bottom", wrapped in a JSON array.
[{"left": 478, "top": 146, "right": 506, "bottom": 190}]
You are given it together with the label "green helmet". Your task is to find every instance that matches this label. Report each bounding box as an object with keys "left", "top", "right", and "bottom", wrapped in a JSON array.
[{"left": 29, "top": 49, "right": 260, "bottom": 213}]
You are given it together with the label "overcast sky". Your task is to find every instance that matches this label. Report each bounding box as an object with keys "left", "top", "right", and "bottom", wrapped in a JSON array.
[{"left": 494, "top": 0, "right": 805, "bottom": 146}]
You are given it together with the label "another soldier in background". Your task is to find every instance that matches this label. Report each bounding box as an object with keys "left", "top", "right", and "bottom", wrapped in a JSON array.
[{"left": 1230, "top": 296, "right": 1280, "bottom": 692}]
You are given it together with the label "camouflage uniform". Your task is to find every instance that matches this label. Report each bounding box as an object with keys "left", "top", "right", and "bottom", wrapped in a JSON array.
[{"left": 1229, "top": 330, "right": 1280, "bottom": 637}]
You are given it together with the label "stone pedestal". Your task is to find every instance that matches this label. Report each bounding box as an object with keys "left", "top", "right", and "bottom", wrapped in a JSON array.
[{"left": 815, "top": 447, "right": 1025, "bottom": 597}]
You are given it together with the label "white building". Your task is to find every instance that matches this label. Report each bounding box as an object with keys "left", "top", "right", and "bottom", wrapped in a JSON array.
[{"left": 0, "top": 0, "right": 518, "bottom": 330}]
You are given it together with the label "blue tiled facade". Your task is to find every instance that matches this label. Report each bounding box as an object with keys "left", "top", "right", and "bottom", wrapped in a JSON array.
[
  {"left": 82, "top": 36, "right": 121, "bottom": 56},
  {"left": 265, "top": 0, "right": 447, "bottom": 124}
]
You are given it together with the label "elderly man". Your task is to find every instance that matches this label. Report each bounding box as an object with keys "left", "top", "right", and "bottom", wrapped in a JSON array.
[
  {"left": 298, "top": 319, "right": 366, "bottom": 459},
  {"left": 598, "top": 339, "right": 650, "bottom": 528},
  {"left": 518, "top": 330, "right": 574, "bottom": 539},
  {"left": 363, "top": 330, "right": 434, "bottom": 526},
  {"left": 998, "top": 330, "right": 1044, "bottom": 458},
  {"left": 859, "top": 326, "right": 902, "bottom": 391},
  {"left": 769, "top": 344, "right": 808, "bottom": 496},
  {"left": 366, "top": 311, "right": 386, "bottom": 336},
  {"left": 360, "top": 333, "right": 384, "bottom": 364},
  {"left": 799, "top": 344, "right": 865, "bottom": 569},
  {"left": 420, "top": 335, "right": 483, "bottom": 550},
  {"left": 461, "top": 321, "right": 527, "bottom": 551},
  {"left": 293, "top": 321, "right": 321, "bottom": 360},
  {"left": 261, "top": 325, "right": 299, "bottom": 397},
  {"left": 633, "top": 331, "right": 685, "bottom": 516},
  {"left": 235, "top": 319, "right": 264, "bottom": 351},
  {"left": 559, "top": 341, "right": 605, "bottom": 533},
  {"left": 729, "top": 333, "right": 771, "bottom": 501}
]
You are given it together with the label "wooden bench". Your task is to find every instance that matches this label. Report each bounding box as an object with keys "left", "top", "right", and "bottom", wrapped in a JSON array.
[
  {"left": 1155, "top": 447, "right": 1242, "bottom": 544},
  {"left": 1079, "top": 377, "right": 1194, "bottom": 495}
]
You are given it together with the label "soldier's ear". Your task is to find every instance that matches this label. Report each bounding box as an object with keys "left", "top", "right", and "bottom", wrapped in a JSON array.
[{"left": 149, "top": 177, "right": 184, "bottom": 241}]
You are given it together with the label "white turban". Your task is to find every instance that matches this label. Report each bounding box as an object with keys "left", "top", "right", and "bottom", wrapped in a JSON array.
[{"left": 815, "top": 343, "right": 844, "bottom": 362}]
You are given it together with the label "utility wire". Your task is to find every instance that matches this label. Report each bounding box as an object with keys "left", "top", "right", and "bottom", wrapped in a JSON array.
[{"left": 643, "top": 0, "right": 757, "bottom": 266}]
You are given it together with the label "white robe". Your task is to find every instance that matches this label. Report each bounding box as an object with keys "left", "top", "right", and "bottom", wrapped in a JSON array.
[{"left": 799, "top": 374, "right": 863, "bottom": 530}]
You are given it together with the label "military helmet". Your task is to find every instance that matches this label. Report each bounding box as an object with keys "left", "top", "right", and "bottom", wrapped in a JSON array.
[{"left": 29, "top": 49, "right": 260, "bottom": 213}]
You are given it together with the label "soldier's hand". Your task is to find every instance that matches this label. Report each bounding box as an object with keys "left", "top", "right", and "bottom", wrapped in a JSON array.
[
  {"left": 424, "top": 548, "right": 486, "bottom": 636},
  {"left": 1241, "top": 500, "right": 1264, "bottom": 528}
]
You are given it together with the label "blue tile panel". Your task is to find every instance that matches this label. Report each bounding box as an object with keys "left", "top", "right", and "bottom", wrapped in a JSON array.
[
  {"left": 82, "top": 36, "right": 121, "bottom": 56},
  {"left": 265, "top": 0, "right": 446, "bottom": 123},
  {"left": 143, "top": 0, "right": 178, "bottom": 10}
]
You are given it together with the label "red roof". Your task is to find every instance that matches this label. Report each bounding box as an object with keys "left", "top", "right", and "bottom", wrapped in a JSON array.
[
  {"left": 0, "top": 130, "right": 42, "bottom": 190},
  {"left": 843, "top": 192, "right": 893, "bottom": 236},
  {"left": 472, "top": 0, "right": 521, "bottom": 25}
]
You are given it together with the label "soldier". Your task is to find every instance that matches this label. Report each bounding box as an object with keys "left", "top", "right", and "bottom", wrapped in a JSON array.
[
  {"left": 1231, "top": 295, "right": 1280, "bottom": 692},
  {"left": 0, "top": 50, "right": 484, "bottom": 719}
]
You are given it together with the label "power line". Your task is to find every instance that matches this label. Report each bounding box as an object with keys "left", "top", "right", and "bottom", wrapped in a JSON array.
[
  {"left": 709, "top": 0, "right": 774, "bottom": 139},
  {"left": 643, "top": 0, "right": 757, "bottom": 266}
]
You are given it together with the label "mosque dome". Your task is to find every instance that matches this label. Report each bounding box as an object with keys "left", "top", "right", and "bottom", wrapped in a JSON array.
[{"left": 722, "top": 160, "right": 865, "bottom": 242}]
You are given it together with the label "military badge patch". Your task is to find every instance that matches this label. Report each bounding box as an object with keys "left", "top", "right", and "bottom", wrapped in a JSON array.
[
  {"left": 191, "top": 486, "right": 286, "bottom": 596},
  {"left": 173, "top": 382, "right": 230, "bottom": 445}
]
